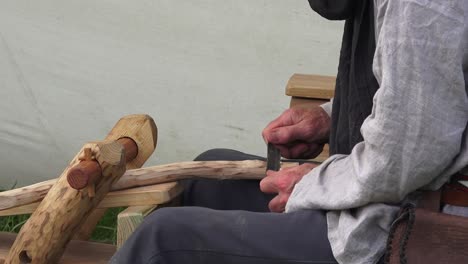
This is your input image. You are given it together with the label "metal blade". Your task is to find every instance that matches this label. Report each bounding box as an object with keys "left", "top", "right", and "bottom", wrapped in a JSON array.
[{"left": 266, "top": 143, "right": 281, "bottom": 171}]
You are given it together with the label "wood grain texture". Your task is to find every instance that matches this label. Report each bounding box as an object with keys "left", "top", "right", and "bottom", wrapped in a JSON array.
[
  {"left": 0, "top": 160, "right": 298, "bottom": 215},
  {"left": 5, "top": 141, "right": 126, "bottom": 264},
  {"left": 105, "top": 114, "right": 158, "bottom": 170},
  {"left": 286, "top": 74, "right": 335, "bottom": 99},
  {"left": 72, "top": 208, "right": 108, "bottom": 241},
  {"left": 0, "top": 232, "right": 115, "bottom": 264},
  {"left": 116, "top": 205, "right": 157, "bottom": 249}
]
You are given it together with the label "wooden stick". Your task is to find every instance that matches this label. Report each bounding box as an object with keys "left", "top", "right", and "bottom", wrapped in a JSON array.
[{"left": 0, "top": 160, "right": 297, "bottom": 212}]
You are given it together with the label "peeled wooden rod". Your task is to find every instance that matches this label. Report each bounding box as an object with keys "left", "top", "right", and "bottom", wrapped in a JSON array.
[{"left": 0, "top": 160, "right": 298, "bottom": 212}]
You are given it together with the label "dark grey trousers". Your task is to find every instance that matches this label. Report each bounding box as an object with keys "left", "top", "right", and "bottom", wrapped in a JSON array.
[{"left": 110, "top": 149, "right": 337, "bottom": 264}]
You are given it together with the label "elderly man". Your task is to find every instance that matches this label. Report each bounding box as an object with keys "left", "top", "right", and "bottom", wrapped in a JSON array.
[{"left": 111, "top": 0, "right": 468, "bottom": 263}]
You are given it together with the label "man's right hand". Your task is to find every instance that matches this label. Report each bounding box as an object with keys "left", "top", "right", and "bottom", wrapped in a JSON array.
[{"left": 262, "top": 106, "right": 331, "bottom": 159}]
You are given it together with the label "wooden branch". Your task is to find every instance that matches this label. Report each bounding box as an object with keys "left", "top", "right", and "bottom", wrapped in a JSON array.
[
  {"left": 111, "top": 160, "right": 279, "bottom": 190},
  {"left": 0, "top": 160, "right": 294, "bottom": 213},
  {"left": 0, "top": 183, "right": 182, "bottom": 217}
]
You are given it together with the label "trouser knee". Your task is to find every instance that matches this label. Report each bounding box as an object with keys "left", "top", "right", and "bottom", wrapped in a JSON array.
[{"left": 194, "top": 148, "right": 264, "bottom": 161}]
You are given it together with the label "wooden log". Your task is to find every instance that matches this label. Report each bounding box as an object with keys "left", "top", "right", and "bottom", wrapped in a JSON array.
[
  {"left": 6, "top": 115, "right": 158, "bottom": 264},
  {"left": 73, "top": 115, "right": 157, "bottom": 240},
  {"left": 5, "top": 141, "right": 126, "bottom": 264},
  {"left": 116, "top": 205, "right": 158, "bottom": 249},
  {"left": 0, "top": 160, "right": 296, "bottom": 212},
  {"left": 73, "top": 208, "right": 108, "bottom": 241}
]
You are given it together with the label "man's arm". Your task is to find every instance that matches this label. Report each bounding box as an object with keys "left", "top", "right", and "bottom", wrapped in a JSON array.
[{"left": 286, "top": 0, "right": 468, "bottom": 211}]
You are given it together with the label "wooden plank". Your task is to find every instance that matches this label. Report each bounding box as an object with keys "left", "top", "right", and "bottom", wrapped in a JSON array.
[
  {"left": 0, "top": 182, "right": 182, "bottom": 216},
  {"left": 286, "top": 74, "right": 335, "bottom": 99},
  {"left": 116, "top": 205, "right": 157, "bottom": 249},
  {"left": 0, "top": 232, "right": 115, "bottom": 264},
  {"left": 101, "top": 182, "right": 182, "bottom": 208},
  {"left": 289, "top": 97, "right": 328, "bottom": 109}
]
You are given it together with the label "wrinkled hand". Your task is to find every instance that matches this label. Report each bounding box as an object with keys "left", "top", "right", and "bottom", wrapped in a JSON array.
[
  {"left": 262, "top": 107, "right": 330, "bottom": 159},
  {"left": 260, "top": 163, "right": 317, "bottom": 212}
]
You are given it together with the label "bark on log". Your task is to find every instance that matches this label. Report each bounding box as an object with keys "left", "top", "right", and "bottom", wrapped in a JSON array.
[
  {"left": 0, "top": 160, "right": 297, "bottom": 213},
  {"left": 74, "top": 114, "right": 157, "bottom": 240}
]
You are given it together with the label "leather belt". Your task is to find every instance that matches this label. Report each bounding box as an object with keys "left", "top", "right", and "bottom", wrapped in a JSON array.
[{"left": 441, "top": 173, "right": 468, "bottom": 207}]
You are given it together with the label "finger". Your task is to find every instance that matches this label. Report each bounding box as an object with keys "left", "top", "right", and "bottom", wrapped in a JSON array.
[
  {"left": 274, "top": 144, "right": 292, "bottom": 159},
  {"left": 262, "top": 110, "right": 296, "bottom": 143},
  {"left": 292, "top": 143, "right": 324, "bottom": 159},
  {"left": 268, "top": 194, "right": 290, "bottom": 213},
  {"left": 276, "top": 142, "right": 320, "bottom": 159},
  {"left": 282, "top": 142, "right": 309, "bottom": 159},
  {"left": 263, "top": 109, "right": 295, "bottom": 132},
  {"left": 259, "top": 171, "right": 279, "bottom": 194},
  {"left": 305, "top": 144, "right": 324, "bottom": 159},
  {"left": 266, "top": 122, "right": 311, "bottom": 144}
]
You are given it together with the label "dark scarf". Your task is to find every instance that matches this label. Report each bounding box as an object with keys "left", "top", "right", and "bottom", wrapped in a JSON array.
[{"left": 308, "top": 0, "right": 380, "bottom": 155}]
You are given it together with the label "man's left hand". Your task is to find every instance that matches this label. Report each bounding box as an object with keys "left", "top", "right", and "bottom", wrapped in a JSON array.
[{"left": 260, "top": 163, "right": 318, "bottom": 212}]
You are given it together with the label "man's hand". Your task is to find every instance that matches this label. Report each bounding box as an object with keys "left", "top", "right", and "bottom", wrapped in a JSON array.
[
  {"left": 259, "top": 163, "right": 318, "bottom": 212},
  {"left": 262, "top": 107, "right": 330, "bottom": 159}
]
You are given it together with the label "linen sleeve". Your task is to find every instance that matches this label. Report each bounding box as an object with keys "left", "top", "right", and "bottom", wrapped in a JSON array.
[
  {"left": 319, "top": 99, "right": 333, "bottom": 117},
  {"left": 287, "top": 0, "right": 468, "bottom": 211}
]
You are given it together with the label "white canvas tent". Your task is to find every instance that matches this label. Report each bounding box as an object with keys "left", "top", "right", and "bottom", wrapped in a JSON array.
[{"left": 0, "top": 0, "right": 342, "bottom": 187}]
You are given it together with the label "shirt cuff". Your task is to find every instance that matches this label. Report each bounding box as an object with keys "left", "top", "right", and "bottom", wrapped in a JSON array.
[{"left": 319, "top": 98, "right": 333, "bottom": 117}]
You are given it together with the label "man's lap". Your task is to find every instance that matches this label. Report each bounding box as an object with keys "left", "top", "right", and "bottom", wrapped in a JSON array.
[
  {"left": 111, "top": 149, "right": 337, "bottom": 264},
  {"left": 111, "top": 206, "right": 336, "bottom": 264}
]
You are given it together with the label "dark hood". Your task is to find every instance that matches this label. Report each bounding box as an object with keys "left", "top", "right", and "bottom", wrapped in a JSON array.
[
  {"left": 308, "top": 0, "right": 380, "bottom": 155},
  {"left": 308, "top": 0, "right": 355, "bottom": 20}
]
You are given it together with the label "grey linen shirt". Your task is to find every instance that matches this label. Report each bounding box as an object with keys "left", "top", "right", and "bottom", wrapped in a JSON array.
[{"left": 286, "top": 0, "right": 468, "bottom": 263}]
